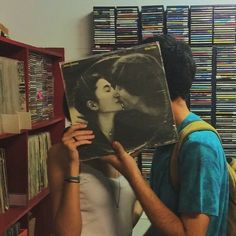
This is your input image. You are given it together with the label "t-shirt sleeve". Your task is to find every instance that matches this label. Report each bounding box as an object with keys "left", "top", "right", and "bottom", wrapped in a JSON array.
[{"left": 178, "top": 131, "right": 223, "bottom": 216}]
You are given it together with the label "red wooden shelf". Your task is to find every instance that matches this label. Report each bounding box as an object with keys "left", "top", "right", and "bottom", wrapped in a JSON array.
[
  {"left": 0, "top": 117, "right": 64, "bottom": 139},
  {"left": 0, "top": 36, "right": 64, "bottom": 58},
  {"left": 0, "top": 132, "right": 23, "bottom": 140},
  {"left": 0, "top": 188, "right": 49, "bottom": 235},
  {"left": 0, "top": 36, "right": 64, "bottom": 235},
  {"left": 31, "top": 116, "right": 65, "bottom": 130}
]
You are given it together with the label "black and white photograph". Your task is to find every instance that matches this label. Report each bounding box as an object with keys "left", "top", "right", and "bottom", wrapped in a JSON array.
[{"left": 61, "top": 42, "right": 178, "bottom": 160}]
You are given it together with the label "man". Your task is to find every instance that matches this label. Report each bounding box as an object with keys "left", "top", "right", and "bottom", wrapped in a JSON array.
[{"left": 103, "top": 34, "right": 229, "bottom": 236}]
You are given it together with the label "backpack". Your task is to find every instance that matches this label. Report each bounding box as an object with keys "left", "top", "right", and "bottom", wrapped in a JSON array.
[{"left": 170, "top": 120, "right": 236, "bottom": 236}]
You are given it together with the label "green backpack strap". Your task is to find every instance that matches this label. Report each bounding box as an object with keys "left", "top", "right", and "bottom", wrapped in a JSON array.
[
  {"left": 227, "top": 157, "right": 236, "bottom": 236},
  {"left": 227, "top": 157, "right": 236, "bottom": 200},
  {"left": 170, "top": 120, "right": 219, "bottom": 191}
]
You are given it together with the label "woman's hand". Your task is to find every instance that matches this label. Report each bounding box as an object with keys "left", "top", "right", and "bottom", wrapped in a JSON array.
[{"left": 62, "top": 123, "right": 95, "bottom": 162}]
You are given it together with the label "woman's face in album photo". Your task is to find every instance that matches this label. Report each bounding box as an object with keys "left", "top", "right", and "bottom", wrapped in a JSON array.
[{"left": 93, "top": 78, "right": 123, "bottom": 113}]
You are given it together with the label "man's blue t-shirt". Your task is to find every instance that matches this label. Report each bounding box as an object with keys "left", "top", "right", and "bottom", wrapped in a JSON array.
[{"left": 150, "top": 112, "right": 229, "bottom": 236}]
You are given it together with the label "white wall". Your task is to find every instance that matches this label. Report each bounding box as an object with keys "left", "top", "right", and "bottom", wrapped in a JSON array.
[{"left": 0, "top": 0, "right": 235, "bottom": 60}]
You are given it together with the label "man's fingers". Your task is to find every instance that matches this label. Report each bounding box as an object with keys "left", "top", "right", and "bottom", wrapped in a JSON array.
[
  {"left": 112, "top": 141, "right": 126, "bottom": 157},
  {"left": 130, "top": 149, "right": 141, "bottom": 158}
]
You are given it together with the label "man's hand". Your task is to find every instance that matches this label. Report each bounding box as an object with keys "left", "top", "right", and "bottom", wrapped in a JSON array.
[{"left": 102, "top": 141, "right": 142, "bottom": 180}]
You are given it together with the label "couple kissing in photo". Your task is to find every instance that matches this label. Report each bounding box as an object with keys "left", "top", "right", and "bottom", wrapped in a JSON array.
[{"left": 65, "top": 43, "right": 177, "bottom": 160}]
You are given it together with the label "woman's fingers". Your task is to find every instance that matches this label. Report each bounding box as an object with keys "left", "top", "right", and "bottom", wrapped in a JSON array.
[
  {"left": 70, "top": 123, "right": 87, "bottom": 131},
  {"left": 63, "top": 123, "right": 94, "bottom": 141},
  {"left": 63, "top": 131, "right": 94, "bottom": 142},
  {"left": 62, "top": 123, "right": 95, "bottom": 151},
  {"left": 73, "top": 130, "right": 94, "bottom": 140}
]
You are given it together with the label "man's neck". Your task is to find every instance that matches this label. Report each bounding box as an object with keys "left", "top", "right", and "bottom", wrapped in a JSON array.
[{"left": 171, "top": 97, "right": 190, "bottom": 125}]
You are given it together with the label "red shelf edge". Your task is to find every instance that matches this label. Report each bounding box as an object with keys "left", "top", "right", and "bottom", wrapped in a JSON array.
[
  {"left": 0, "top": 188, "right": 49, "bottom": 235},
  {"left": 0, "top": 116, "right": 65, "bottom": 139},
  {"left": 31, "top": 116, "right": 65, "bottom": 130},
  {"left": 0, "top": 36, "right": 64, "bottom": 58}
]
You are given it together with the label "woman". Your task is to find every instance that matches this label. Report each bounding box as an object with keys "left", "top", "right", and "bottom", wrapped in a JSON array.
[{"left": 47, "top": 55, "right": 142, "bottom": 236}]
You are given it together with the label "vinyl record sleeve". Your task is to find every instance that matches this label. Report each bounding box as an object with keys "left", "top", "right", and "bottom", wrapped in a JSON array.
[{"left": 61, "top": 42, "right": 178, "bottom": 160}]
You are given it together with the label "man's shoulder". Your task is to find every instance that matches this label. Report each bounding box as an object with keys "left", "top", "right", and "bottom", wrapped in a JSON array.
[
  {"left": 186, "top": 129, "right": 219, "bottom": 142},
  {"left": 180, "top": 129, "right": 226, "bottom": 176}
]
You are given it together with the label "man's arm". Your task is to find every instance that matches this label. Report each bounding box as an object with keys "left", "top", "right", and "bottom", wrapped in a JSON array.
[{"left": 103, "top": 141, "right": 210, "bottom": 236}]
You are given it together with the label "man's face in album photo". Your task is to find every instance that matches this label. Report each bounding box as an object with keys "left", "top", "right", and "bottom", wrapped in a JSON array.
[{"left": 114, "top": 85, "right": 139, "bottom": 110}]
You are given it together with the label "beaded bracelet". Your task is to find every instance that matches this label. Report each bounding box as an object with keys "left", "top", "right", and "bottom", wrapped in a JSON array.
[{"left": 64, "top": 175, "right": 80, "bottom": 183}]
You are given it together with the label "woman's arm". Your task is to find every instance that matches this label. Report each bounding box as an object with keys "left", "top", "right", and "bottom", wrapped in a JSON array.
[{"left": 47, "top": 123, "right": 94, "bottom": 236}]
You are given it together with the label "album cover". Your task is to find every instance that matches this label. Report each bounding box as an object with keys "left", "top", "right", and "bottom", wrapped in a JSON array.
[{"left": 61, "top": 42, "right": 178, "bottom": 160}]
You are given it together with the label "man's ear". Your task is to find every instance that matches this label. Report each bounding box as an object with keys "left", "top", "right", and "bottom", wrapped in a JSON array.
[{"left": 86, "top": 100, "right": 99, "bottom": 111}]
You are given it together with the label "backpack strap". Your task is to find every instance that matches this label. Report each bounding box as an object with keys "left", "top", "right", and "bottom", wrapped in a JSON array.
[
  {"left": 170, "top": 120, "right": 220, "bottom": 191},
  {"left": 227, "top": 157, "right": 236, "bottom": 202}
]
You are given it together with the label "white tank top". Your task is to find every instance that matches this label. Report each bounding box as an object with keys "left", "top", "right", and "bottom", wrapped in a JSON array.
[
  {"left": 109, "top": 175, "right": 137, "bottom": 236},
  {"left": 80, "top": 164, "right": 136, "bottom": 236}
]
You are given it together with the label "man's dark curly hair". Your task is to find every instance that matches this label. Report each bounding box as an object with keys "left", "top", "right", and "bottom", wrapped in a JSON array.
[{"left": 142, "top": 34, "right": 196, "bottom": 101}]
